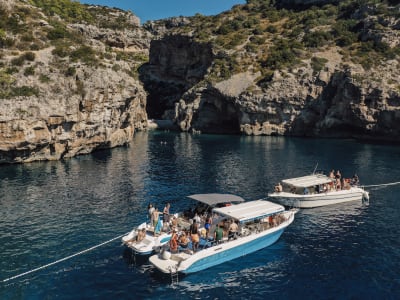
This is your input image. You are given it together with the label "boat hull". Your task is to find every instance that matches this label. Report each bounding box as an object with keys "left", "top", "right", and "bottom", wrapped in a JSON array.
[
  {"left": 183, "top": 227, "right": 285, "bottom": 274},
  {"left": 268, "top": 187, "right": 367, "bottom": 208},
  {"left": 149, "top": 211, "right": 295, "bottom": 274}
]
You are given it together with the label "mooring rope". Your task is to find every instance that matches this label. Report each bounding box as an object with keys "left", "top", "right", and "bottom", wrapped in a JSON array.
[
  {"left": 363, "top": 181, "right": 400, "bottom": 188},
  {"left": 2, "top": 232, "right": 128, "bottom": 283}
]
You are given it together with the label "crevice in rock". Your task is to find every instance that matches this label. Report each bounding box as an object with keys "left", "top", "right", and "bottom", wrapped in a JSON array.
[{"left": 139, "top": 35, "right": 213, "bottom": 120}]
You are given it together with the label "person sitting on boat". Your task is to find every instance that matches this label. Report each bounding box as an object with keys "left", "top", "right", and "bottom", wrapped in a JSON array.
[
  {"left": 204, "top": 214, "right": 212, "bottom": 238},
  {"left": 228, "top": 219, "right": 239, "bottom": 240},
  {"left": 335, "top": 170, "right": 342, "bottom": 180},
  {"left": 178, "top": 231, "right": 189, "bottom": 249},
  {"left": 336, "top": 178, "right": 341, "bottom": 190},
  {"left": 170, "top": 216, "right": 178, "bottom": 230},
  {"left": 303, "top": 187, "right": 309, "bottom": 195},
  {"left": 190, "top": 219, "right": 200, "bottom": 252},
  {"left": 351, "top": 174, "right": 359, "bottom": 186},
  {"left": 136, "top": 228, "right": 146, "bottom": 243},
  {"left": 169, "top": 230, "right": 179, "bottom": 253},
  {"left": 214, "top": 223, "right": 224, "bottom": 244},
  {"left": 274, "top": 182, "right": 283, "bottom": 192},
  {"left": 329, "top": 169, "right": 335, "bottom": 179}
]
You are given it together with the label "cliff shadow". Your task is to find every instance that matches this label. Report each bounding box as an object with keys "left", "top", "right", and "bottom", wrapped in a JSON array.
[{"left": 139, "top": 35, "right": 213, "bottom": 120}]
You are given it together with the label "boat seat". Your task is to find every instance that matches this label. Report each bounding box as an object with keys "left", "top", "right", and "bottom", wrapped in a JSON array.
[{"left": 171, "top": 252, "right": 191, "bottom": 262}]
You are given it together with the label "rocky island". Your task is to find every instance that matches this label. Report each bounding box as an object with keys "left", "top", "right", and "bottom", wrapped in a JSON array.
[{"left": 0, "top": 0, "right": 399, "bottom": 163}]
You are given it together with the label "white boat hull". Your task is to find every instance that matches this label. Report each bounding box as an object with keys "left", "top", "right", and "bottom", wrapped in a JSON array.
[
  {"left": 268, "top": 187, "right": 368, "bottom": 208},
  {"left": 149, "top": 210, "right": 295, "bottom": 274},
  {"left": 122, "top": 222, "right": 172, "bottom": 255}
]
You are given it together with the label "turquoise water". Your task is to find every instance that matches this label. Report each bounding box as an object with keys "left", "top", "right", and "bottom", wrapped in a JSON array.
[{"left": 1, "top": 132, "right": 400, "bottom": 299}]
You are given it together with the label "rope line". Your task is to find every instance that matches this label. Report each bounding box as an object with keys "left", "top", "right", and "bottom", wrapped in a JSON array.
[
  {"left": 363, "top": 181, "right": 400, "bottom": 188},
  {"left": 2, "top": 232, "right": 128, "bottom": 283}
]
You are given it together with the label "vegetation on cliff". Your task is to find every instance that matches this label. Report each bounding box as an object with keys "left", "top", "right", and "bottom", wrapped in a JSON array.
[
  {"left": 153, "top": 0, "right": 399, "bottom": 89},
  {"left": 0, "top": 0, "right": 146, "bottom": 99}
]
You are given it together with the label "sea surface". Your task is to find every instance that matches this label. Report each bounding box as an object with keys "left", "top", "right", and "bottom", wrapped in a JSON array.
[{"left": 1, "top": 131, "right": 400, "bottom": 299}]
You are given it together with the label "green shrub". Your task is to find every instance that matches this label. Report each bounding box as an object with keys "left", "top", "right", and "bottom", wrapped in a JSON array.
[
  {"left": 70, "top": 45, "right": 98, "bottom": 66},
  {"left": 263, "top": 39, "right": 302, "bottom": 70},
  {"left": 65, "top": 66, "right": 76, "bottom": 77},
  {"left": 11, "top": 56, "right": 25, "bottom": 66},
  {"left": 30, "top": 43, "right": 40, "bottom": 51},
  {"left": 24, "top": 51, "right": 36, "bottom": 61},
  {"left": 39, "top": 74, "right": 51, "bottom": 83},
  {"left": 266, "top": 25, "right": 277, "bottom": 34},
  {"left": 52, "top": 44, "right": 70, "bottom": 57},
  {"left": 47, "top": 24, "right": 70, "bottom": 40},
  {"left": 303, "top": 30, "right": 333, "bottom": 48},
  {"left": 11, "top": 86, "right": 40, "bottom": 97},
  {"left": 112, "top": 64, "right": 121, "bottom": 72},
  {"left": 24, "top": 66, "right": 35, "bottom": 76},
  {"left": 311, "top": 56, "right": 328, "bottom": 74}
]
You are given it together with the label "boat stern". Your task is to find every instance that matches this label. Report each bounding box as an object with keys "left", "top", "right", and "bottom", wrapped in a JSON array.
[{"left": 149, "top": 251, "right": 190, "bottom": 274}]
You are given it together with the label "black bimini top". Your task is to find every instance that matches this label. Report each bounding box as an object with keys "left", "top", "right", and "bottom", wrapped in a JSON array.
[{"left": 187, "top": 194, "right": 245, "bottom": 206}]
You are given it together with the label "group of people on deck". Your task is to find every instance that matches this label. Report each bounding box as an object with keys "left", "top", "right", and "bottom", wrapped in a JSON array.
[
  {"left": 147, "top": 202, "right": 171, "bottom": 236},
  {"left": 146, "top": 201, "right": 243, "bottom": 253},
  {"left": 274, "top": 170, "right": 360, "bottom": 194},
  {"left": 327, "top": 169, "right": 359, "bottom": 191}
]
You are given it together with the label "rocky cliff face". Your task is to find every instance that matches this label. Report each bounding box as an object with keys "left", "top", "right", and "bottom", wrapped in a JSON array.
[
  {"left": 143, "top": 34, "right": 400, "bottom": 140},
  {"left": 0, "top": 1, "right": 149, "bottom": 163},
  {"left": 0, "top": 52, "right": 148, "bottom": 163}
]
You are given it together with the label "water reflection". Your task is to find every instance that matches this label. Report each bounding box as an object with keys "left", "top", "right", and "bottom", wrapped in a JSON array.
[{"left": 2, "top": 132, "right": 400, "bottom": 299}]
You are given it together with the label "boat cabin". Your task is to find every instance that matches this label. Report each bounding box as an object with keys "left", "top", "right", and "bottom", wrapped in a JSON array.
[{"left": 281, "top": 174, "right": 335, "bottom": 195}]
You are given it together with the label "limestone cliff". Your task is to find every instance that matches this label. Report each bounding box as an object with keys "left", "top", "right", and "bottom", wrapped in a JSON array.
[
  {"left": 140, "top": 1, "right": 400, "bottom": 141},
  {"left": 0, "top": 0, "right": 149, "bottom": 163}
]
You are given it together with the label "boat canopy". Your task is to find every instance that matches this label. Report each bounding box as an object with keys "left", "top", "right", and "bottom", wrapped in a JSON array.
[
  {"left": 212, "top": 200, "right": 284, "bottom": 223},
  {"left": 187, "top": 194, "right": 245, "bottom": 206},
  {"left": 282, "top": 174, "right": 333, "bottom": 187}
]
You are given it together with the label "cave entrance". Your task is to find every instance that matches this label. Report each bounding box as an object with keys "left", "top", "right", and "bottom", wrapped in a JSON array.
[{"left": 192, "top": 102, "right": 240, "bottom": 134}]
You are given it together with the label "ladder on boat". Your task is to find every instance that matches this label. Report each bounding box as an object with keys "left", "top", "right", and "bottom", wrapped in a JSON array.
[{"left": 169, "top": 265, "right": 179, "bottom": 285}]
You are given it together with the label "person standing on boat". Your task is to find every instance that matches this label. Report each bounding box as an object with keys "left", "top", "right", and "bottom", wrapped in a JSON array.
[
  {"left": 152, "top": 208, "right": 161, "bottom": 234},
  {"left": 214, "top": 223, "right": 224, "bottom": 244},
  {"left": 148, "top": 204, "right": 155, "bottom": 225},
  {"left": 163, "top": 203, "right": 171, "bottom": 224},
  {"left": 193, "top": 212, "right": 201, "bottom": 225},
  {"left": 190, "top": 219, "right": 200, "bottom": 252}
]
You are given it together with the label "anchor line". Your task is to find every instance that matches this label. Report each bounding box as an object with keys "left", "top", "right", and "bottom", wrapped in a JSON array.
[
  {"left": 363, "top": 181, "right": 400, "bottom": 188},
  {"left": 2, "top": 232, "right": 129, "bottom": 283}
]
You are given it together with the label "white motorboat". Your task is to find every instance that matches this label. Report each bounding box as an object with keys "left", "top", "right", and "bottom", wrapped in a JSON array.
[
  {"left": 121, "top": 193, "right": 245, "bottom": 255},
  {"left": 149, "top": 197, "right": 296, "bottom": 274},
  {"left": 268, "top": 173, "right": 369, "bottom": 208}
]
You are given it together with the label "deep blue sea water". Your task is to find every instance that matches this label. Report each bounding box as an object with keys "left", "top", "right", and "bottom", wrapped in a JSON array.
[{"left": 1, "top": 131, "right": 400, "bottom": 299}]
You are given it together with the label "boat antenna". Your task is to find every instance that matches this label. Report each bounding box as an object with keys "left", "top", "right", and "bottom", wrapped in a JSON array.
[{"left": 312, "top": 163, "right": 318, "bottom": 174}]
